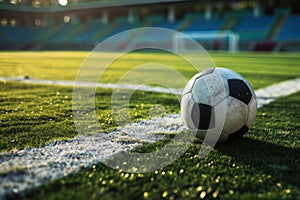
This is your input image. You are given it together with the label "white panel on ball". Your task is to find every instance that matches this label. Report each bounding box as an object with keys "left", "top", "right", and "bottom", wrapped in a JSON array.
[
  {"left": 213, "top": 99, "right": 227, "bottom": 134},
  {"left": 222, "top": 96, "right": 248, "bottom": 134},
  {"left": 191, "top": 77, "right": 211, "bottom": 105},
  {"left": 246, "top": 97, "right": 257, "bottom": 128},
  {"left": 181, "top": 93, "right": 198, "bottom": 130}
]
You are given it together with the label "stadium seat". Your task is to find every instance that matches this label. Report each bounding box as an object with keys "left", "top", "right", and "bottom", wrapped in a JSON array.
[
  {"left": 0, "top": 26, "right": 44, "bottom": 42},
  {"left": 71, "top": 19, "right": 105, "bottom": 43},
  {"left": 152, "top": 20, "right": 181, "bottom": 30},
  {"left": 234, "top": 16, "right": 274, "bottom": 40},
  {"left": 185, "top": 18, "right": 222, "bottom": 31},
  {"left": 47, "top": 24, "right": 80, "bottom": 43},
  {"left": 275, "top": 15, "right": 300, "bottom": 40},
  {"left": 106, "top": 18, "right": 136, "bottom": 38}
]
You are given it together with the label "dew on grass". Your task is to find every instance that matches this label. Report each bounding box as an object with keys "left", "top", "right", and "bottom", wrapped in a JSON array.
[
  {"left": 169, "top": 195, "right": 175, "bottom": 200},
  {"left": 132, "top": 167, "right": 138, "bottom": 172},
  {"left": 276, "top": 182, "right": 282, "bottom": 187},
  {"left": 196, "top": 186, "right": 203, "bottom": 192},
  {"left": 215, "top": 176, "right": 220, "bottom": 183},
  {"left": 162, "top": 191, "right": 168, "bottom": 198},
  {"left": 129, "top": 174, "right": 135, "bottom": 180},
  {"left": 143, "top": 192, "right": 149, "bottom": 198},
  {"left": 182, "top": 190, "right": 189, "bottom": 197},
  {"left": 201, "top": 174, "right": 207, "bottom": 179},
  {"left": 285, "top": 189, "right": 291, "bottom": 194},
  {"left": 267, "top": 175, "right": 271, "bottom": 179},
  {"left": 212, "top": 190, "right": 219, "bottom": 198},
  {"left": 199, "top": 191, "right": 206, "bottom": 199}
]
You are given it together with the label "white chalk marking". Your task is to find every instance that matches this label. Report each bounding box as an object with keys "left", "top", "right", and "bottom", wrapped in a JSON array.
[
  {"left": 0, "top": 76, "right": 182, "bottom": 95},
  {"left": 256, "top": 78, "right": 300, "bottom": 108}
]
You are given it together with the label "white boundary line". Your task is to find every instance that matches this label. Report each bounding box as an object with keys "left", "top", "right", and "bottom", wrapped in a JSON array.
[
  {"left": 255, "top": 78, "right": 300, "bottom": 107},
  {"left": 0, "top": 76, "right": 183, "bottom": 95},
  {"left": 0, "top": 77, "right": 300, "bottom": 198}
]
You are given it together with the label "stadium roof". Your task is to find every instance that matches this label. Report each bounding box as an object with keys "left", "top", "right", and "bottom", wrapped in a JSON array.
[{"left": 0, "top": 0, "right": 189, "bottom": 12}]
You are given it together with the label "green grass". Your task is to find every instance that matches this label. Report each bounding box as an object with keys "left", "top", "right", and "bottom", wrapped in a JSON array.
[
  {"left": 0, "top": 51, "right": 300, "bottom": 199},
  {"left": 0, "top": 81, "right": 179, "bottom": 151},
  {"left": 1, "top": 51, "right": 299, "bottom": 152},
  {"left": 0, "top": 82, "right": 76, "bottom": 151},
  {"left": 0, "top": 51, "right": 299, "bottom": 89},
  {"left": 19, "top": 92, "right": 300, "bottom": 200},
  {"left": 210, "top": 52, "right": 300, "bottom": 89}
]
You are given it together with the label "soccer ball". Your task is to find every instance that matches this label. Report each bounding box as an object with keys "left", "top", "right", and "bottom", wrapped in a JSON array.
[{"left": 181, "top": 68, "right": 257, "bottom": 143}]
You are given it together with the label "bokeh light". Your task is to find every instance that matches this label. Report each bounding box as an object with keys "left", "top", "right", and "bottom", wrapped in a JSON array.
[{"left": 58, "top": 0, "right": 68, "bottom": 6}]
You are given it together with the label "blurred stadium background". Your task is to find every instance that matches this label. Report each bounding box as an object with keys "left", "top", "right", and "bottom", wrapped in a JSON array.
[{"left": 0, "top": 0, "right": 299, "bottom": 51}]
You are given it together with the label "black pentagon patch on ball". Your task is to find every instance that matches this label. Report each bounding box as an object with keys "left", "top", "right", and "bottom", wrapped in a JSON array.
[
  {"left": 227, "top": 125, "right": 249, "bottom": 142},
  {"left": 228, "top": 79, "right": 252, "bottom": 104},
  {"left": 191, "top": 103, "right": 215, "bottom": 129}
]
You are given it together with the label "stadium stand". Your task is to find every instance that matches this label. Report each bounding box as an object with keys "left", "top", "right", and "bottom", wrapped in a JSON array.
[
  {"left": 71, "top": 19, "right": 105, "bottom": 43},
  {"left": 47, "top": 24, "right": 79, "bottom": 42},
  {"left": 275, "top": 15, "right": 300, "bottom": 41},
  {"left": 0, "top": 26, "right": 43, "bottom": 42},
  {"left": 0, "top": 0, "right": 300, "bottom": 51},
  {"left": 105, "top": 17, "right": 137, "bottom": 39},
  {"left": 152, "top": 20, "right": 181, "bottom": 30},
  {"left": 185, "top": 18, "right": 222, "bottom": 32},
  {"left": 234, "top": 16, "right": 274, "bottom": 41}
]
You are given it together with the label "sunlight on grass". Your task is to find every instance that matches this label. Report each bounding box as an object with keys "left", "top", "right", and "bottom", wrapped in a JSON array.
[
  {"left": 0, "top": 51, "right": 299, "bottom": 89},
  {"left": 1, "top": 52, "right": 300, "bottom": 199},
  {"left": 22, "top": 92, "right": 300, "bottom": 200}
]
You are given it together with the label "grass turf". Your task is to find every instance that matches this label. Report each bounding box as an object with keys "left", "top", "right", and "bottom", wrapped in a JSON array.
[
  {"left": 0, "top": 81, "right": 179, "bottom": 151},
  {"left": 18, "top": 91, "right": 300, "bottom": 200},
  {"left": 0, "top": 51, "right": 299, "bottom": 199},
  {"left": 0, "top": 51, "right": 299, "bottom": 89},
  {"left": 1, "top": 52, "right": 299, "bottom": 151}
]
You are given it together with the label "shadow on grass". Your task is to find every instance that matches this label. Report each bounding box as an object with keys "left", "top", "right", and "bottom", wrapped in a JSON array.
[{"left": 215, "top": 136, "right": 300, "bottom": 187}]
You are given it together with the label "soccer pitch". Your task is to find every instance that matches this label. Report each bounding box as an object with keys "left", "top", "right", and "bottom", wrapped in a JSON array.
[{"left": 0, "top": 51, "right": 299, "bottom": 199}]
